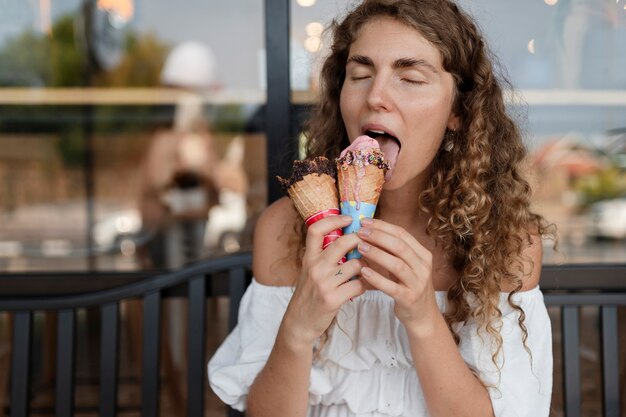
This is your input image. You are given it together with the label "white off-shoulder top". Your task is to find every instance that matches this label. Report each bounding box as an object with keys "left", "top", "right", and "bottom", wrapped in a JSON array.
[{"left": 208, "top": 279, "right": 552, "bottom": 417}]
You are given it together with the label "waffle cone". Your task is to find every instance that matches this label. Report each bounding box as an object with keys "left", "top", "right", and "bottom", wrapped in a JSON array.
[
  {"left": 287, "top": 173, "right": 340, "bottom": 219},
  {"left": 337, "top": 165, "right": 384, "bottom": 204}
]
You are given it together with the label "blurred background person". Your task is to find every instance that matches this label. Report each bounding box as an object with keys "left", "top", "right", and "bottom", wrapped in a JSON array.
[
  {"left": 138, "top": 41, "right": 221, "bottom": 270},
  {"left": 133, "top": 40, "right": 249, "bottom": 412}
]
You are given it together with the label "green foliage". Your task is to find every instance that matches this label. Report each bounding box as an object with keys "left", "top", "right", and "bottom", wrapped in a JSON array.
[
  {"left": 0, "top": 12, "right": 251, "bottom": 169},
  {"left": 0, "top": 12, "right": 172, "bottom": 166},
  {"left": 0, "top": 13, "right": 169, "bottom": 88},
  {"left": 212, "top": 104, "right": 246, "bottom": 133},
  {"left": 0, "top": 14, "right": 85, "bottom": 87},
  {"left": 0, "top": 31, "right": 51, "bottom": 86},
  {"left": 92, "top": 32, "right": 170, "bottom": 87},
  {"left": 56, "top": 127, "right": 85, "bottom": 167},
  {"left": 574, "top": 168, "right": 626, "bottom": 207},
  {"left": 50, "top": 15, "right": 86, "bottom": 86}
]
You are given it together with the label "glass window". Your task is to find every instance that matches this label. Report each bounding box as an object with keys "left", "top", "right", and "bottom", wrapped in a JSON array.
[
  {"left": 462, "top": 0, "right": 626, "bottom": 264},
  {"left": 0, "top": 0, "right": 267, "bottom": 271}
]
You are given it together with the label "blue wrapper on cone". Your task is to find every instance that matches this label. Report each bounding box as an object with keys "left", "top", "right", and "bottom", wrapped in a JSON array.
[
  {"left": 336, "top": 137, "right": 389, "bottom": 261},
  {"left": 340, "top": 201, "right": 377, "bottom": 260}
]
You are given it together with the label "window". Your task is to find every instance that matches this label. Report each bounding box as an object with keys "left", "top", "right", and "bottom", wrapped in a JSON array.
[{"left": 0, "top": 0, "right": 267, "bottom": 271}]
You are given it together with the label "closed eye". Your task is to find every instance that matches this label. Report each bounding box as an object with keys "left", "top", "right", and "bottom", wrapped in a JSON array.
[{"left": 401, "top": 78, "right": 426, "bottom": 85}]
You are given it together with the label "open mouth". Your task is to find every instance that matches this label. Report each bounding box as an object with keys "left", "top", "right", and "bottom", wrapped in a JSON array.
[{"left": 364, "top": 129, "right": 400, "bottom": 180}]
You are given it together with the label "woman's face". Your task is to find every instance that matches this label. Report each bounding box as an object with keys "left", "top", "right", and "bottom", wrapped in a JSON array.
[{"left": 340, "top": 16, "right": 459, "bottom": 191}]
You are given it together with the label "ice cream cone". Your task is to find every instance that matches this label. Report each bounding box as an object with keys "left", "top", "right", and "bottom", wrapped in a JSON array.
[
  {"left": 277, "top": 157, "right": 345, "bottom": 260},
  {"left": 335, "top": 136, "right": 390, "bottom": 260},
  {"left": 287, "top": 173, "right": 340, "bottom": 220},
  {"left": 337, "top": 164, "right": 385, "bottom": 205},
  {"left": 287, "top": 173, "right": 344, "bottom": 253}
]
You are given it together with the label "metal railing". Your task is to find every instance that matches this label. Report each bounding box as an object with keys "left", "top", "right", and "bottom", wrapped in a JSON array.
[
  {"left": 0, "top": 258, "right": 624, "bottom": 417},
  {"left": 541, "top": 264, "right": 626, "bottom": 417},
  {"left": 0, "top": 252, "right": 252, "bottom": 417}
]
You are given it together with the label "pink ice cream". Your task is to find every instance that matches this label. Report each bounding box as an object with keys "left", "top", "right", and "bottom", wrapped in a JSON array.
[
  {"left": 339, "top": 135, "right": 381, "bottom": 158},
  {"left": 340, "top": 135, "right": 398, "bottom": 181}
]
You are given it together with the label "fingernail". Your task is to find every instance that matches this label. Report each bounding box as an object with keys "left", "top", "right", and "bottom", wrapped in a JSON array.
[
  {"left": 361, "top": 266, "right": 372, "bottom": 277},
  {"left": 358, "top": 242, "right": 370, "bottom": 253},
  {"left": 342, "top": 216, "right": 353, "bottom": 222},
  {"left": 358, "top": 228, "right": 371, "bottom": 237},
  {"left": 361, "top": 218, "right": 373, "bottom": 225}
]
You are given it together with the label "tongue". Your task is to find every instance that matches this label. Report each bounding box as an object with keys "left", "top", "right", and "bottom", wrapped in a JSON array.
[
  {"left": 377, "top": 137, "right": 399, "bottom": 181},
  {"left": 339, "top": 135, "right": 380, "bottom": 159}
]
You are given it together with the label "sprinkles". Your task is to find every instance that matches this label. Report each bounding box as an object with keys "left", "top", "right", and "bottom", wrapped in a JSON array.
[{"left": 336, "top": 148, "right": 390, "bottom": 172}]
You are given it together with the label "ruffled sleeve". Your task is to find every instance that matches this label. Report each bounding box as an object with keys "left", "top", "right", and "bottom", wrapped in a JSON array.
[
  {"left": 457, "top": 287, "right": 553, "bottom": 417},
  {"left": 207, "top": 279, "right": 294, "bottom": 411}
]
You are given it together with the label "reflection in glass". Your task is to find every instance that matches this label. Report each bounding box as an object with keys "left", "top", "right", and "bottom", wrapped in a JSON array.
[{"left": 0, "top": 0, "right": 267, "bottom": 272}]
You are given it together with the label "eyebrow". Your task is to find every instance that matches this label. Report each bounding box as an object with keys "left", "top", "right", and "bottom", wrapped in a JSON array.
[
  {"left": 347, "top": 55, "right": 439, "bottom": 74},
  {"left": 393, "top": 58, "right": 439, "bottom": 74}
]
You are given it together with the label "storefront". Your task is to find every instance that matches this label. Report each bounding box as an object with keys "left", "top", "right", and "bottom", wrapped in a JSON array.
[{"left": 0, "top": 1, "right": 625, "bottom": 416}]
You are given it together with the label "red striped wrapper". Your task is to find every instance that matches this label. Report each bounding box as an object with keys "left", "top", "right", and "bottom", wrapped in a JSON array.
[{"left": 305, "top": 208, "right": 346, "bottom": 263}]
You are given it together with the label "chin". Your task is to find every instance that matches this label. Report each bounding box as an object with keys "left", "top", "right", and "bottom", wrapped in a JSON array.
[
  {"left": 383, "top": 170, "right": 428, "bottom": 192},
  {"left": 382, "top": 176, "right": 403, "bottom": 191}
]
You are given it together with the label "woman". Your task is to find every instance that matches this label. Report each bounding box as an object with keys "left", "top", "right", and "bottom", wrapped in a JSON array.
[{"left": 209, "top": 1, "right": 554, "bottom": 416}]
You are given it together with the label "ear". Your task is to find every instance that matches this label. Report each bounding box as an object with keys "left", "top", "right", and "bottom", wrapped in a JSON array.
[{"left": 447, "top": 112, "right": 461, "bottom": 131}]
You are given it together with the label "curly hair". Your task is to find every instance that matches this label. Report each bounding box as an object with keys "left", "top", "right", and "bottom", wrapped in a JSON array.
[{"left": 290, "top": 0, "right": 554, "bottom": 368}]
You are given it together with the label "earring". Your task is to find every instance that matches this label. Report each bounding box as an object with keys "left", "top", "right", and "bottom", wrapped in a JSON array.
[{"left": 443, "top": 129, "right": 457, "bottom": 152}]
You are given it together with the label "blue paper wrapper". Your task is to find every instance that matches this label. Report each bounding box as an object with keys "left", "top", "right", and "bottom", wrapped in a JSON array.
[{"left": 340, "top": 200, "right": 377, "bottom": 260}]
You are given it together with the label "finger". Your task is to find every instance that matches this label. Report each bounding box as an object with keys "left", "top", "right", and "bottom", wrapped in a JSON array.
[
  {"left": 360, "top": 218, "right": 431, "bottom": 261},
  {"left": 360, "top": 265, "right": 401, "bottom": 297},
  {"left": 326, "top": 258, "right": 364, "bottom": 288},
  {"left": 357, "top": 241, "right": 415, "bottom": 287},
  {"left": 328, "top": 278, "right": 366, "bottom": 305},
  {"left": 306, "top": 215, "right": 353, "bottom": 255},
  {"left": 322, "top": 232, "right": 361, "bottom": 264},
  {"left": 358, "top": 226, "right": 431, "bottom": 274}
]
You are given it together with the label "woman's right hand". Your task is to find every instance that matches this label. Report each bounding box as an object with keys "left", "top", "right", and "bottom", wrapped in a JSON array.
[{"left": 280, "top": 215, "right": 366, "bottom": 351}]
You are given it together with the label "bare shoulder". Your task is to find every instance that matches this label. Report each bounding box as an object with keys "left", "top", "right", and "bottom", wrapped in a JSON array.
[
  {"left": 252, "top": 197, "right": 302, "bottom": 286},
  {"left": 502, "top": 228, "right": 543, "bottom": 292}
]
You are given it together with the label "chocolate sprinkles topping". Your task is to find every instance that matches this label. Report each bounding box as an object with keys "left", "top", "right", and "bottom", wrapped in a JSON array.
[{"left": 276, "top": 156, "right": 337, "bottom": 191}]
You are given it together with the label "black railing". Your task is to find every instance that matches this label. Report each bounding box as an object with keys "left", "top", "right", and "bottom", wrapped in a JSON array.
[
  {"left": 541, "top": 264, "right": 626, "bottom": 417},
  {"left": 0, "top": 252, "right": 252, "bottom": 417},
  {"left": 0, "top": 259, "right": 624, "bottom": 417}
]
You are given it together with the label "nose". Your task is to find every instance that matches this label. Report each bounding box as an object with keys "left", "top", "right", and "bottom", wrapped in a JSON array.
[{"left": 366, "top": 76, "right": 392, "bottom": 111}]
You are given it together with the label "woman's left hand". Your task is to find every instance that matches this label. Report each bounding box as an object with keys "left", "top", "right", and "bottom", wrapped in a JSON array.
[{"left": 356, "top": 218, "right": 441, "bottom": 337}]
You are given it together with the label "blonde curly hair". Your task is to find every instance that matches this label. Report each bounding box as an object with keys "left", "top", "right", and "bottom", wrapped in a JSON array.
[{"left": 288, "top": 0, "right": 554, "bottom": 367}]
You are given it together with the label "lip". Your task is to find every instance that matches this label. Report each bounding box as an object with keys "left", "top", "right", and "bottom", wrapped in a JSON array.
[{"left": 360, "top": 123, "right": 399, "bottom": 141}]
